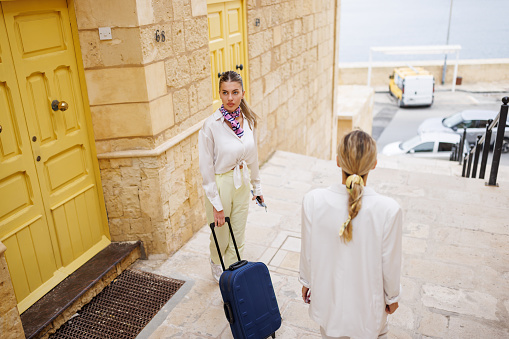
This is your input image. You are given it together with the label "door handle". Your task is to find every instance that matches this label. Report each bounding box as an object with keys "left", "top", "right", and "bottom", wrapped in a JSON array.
[
  {"left": 51, "top": 100, "right": 69, "bottom": 111},
  {"left": 236, "top": 64, "right": 243, "bottom": 71}
]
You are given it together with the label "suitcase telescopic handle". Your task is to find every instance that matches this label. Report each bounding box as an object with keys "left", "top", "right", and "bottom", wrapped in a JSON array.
[{"left": 209, "top": 217, "right": 242, "bottom": 271}]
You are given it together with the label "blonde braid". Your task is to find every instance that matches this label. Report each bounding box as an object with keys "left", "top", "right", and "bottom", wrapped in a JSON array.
[{"left": 337, "top": 130, "right": 377, "bottom": 243}]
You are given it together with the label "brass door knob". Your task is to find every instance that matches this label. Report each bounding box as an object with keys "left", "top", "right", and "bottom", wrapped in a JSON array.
[{"left": 51, "top": 100, "right": 69, "bottom": 111}]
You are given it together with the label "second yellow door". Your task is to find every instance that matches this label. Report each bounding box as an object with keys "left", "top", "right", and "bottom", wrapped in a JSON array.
[{"left": 208, "top": 0, "right": 248, "bottom": 111}]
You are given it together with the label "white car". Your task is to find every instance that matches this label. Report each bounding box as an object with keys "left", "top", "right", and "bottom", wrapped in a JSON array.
[
  {"left": 417, "top": 110, "right": 509, "bottom": 153},
  {"left": 382, "top": 132, "right": 465, "bottom": 160}
]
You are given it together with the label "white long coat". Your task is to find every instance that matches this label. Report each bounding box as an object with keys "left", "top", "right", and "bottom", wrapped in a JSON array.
[{"left": 299, "top": 184, "right": 402, "bottom": 339}]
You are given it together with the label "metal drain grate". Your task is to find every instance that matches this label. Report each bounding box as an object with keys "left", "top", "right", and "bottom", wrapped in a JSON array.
[{"left": 50, "top": 269, "right": 184, "bottom": 339}]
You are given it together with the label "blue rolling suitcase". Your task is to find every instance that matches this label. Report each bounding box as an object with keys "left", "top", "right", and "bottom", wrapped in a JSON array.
[{"left": 210, "top": 217, "right": 281, "bottom": 339}]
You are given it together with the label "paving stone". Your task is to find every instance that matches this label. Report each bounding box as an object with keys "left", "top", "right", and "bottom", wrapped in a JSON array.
[
  {"left": 281, "top": 236, "right": 301, "bottom": 252},
  {"left": 389, "top": 303, "right": 415, "bottom": 330},
  {"left": 246, "top": 209, "right": 283, "bottom": 228},
  {"left": 387, "top": 326, "right": 413, "bottom": 339},
  {"left": 404, "top": 222, "right": 430, "bottom": 239},
  {"left": 446, "top": 316, "right": 509, "bottom": 339},
  {"left": 179, "top": 230, "right": 210, "bottom": 254},
  {"left": 147, "top": 324, "right": 183, "bottom": 338},
  {"left": 245, "top": 225, "right": 278, "bottom": 246},
  {"left": 243, "top": 243, "right": 267, "bottom": 262},
  {"left": 280, "top": 251, "right": 300, "bottom": 272},
  {"left": 418, "top": 311, "right": 448, "bottom": 337},
  {"left": 403, "top": 258, "right": 474, "bottom": 289},
  {"left": 298, "top": 331, "right": 322, "bottom": 338},
  {"left": 191, "top": 306, "right": 229, "bottom": 337},
  {"left": 270, "top": 249, "right": 288, "bottom": 267},
  {"left": 400, "top": 277, "right": 420, "bottom": 304},
  {"left": 261, "top": 172, "right": 290, "bottom": 187},
  {"left": 402, "top": 236, "right": 427, "bottom": 254},
  {"left": 280, "top": 300, "right": 318, "bottom": 333},
  {"left": 258, "top": 247, "right": 279, "bottom": 266},
  {"left": 219, "top": 327, "right": 234, "bottom": 339},
  {"left": 279, "top": 213, "right": 302, "bottom": 233},
  {"left": 422, "top": 284, "right": 498, "bottom": 320}
]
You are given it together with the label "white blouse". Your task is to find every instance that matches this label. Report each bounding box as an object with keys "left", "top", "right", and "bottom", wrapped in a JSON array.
[
  {"left": 299, "top": 184, "right": 402, "bottom": 339},
  {"left": 198, "top": 109, "right": 262, "bottom": 212}
]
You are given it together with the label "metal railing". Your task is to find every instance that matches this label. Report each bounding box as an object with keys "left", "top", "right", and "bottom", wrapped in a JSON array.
[
  {"left": 461, "top": 96, "right": 508, "bottom": 186},
  {"left": 450, "top": 128, "right": 467, "bottom": 162}
]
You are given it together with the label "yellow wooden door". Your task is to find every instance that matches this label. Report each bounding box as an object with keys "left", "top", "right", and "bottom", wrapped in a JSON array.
[
  {"left": 207, "top": 0, "right": 248, "bottom": 111},
  {"left": 0, "top": 0, "right": 110, "bottom": 313},
  {"left": 225, "top": 1, "right": 246, "bottom": 80}
]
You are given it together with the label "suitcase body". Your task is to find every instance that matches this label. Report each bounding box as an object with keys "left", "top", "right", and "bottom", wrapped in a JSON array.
[{"left": 210, "top": 218, "right": 281, "bottom": 339}]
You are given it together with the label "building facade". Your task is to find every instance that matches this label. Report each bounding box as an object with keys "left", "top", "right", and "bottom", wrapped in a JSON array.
[{"left": 0, "top": 0, "right": 340, "bottom": 329}]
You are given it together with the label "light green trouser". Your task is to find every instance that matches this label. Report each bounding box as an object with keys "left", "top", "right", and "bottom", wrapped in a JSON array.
[{"left": 206, "top": 169, "right": 250, "bottom": 268}]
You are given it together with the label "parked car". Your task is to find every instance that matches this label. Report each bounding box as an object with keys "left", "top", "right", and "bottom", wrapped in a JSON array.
[
  {"left": 389, "top": 67, "right": 434, "bottom": 107},
  {"left": 382, "top": 132, "right": 466, "bottom": 160},
  {"left": 417, "top": 109, "right": 509, "bottom": 152}
]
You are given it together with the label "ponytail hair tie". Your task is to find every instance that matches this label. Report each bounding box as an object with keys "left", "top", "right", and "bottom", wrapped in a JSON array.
[{"left": 345, "top": 174, "right": 364, "bottom": 194}]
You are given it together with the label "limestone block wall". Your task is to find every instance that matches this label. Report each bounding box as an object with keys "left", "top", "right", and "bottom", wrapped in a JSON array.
[
  {"left": 246, "top": 0, "right": 337, "bottom": 162},
  {"left": 338, "top": 59, "right": 509, "bottom": 87},
  {"left": 335, "top": 85, "right": 374, "bottom": 146},
  {"left": 74, "top": 0, "right": 211, "bottom": 255},
  {"left": 0, "top": 242, "right": 24, "bottom": 339}
]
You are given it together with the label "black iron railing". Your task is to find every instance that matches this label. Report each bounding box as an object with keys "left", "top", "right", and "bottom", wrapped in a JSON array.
[
  {"left": 450, "top": 128, "right": 467, "bottom": 162},
  {"left": 461, "top": 97, "right": 508, "bottom": 186}
]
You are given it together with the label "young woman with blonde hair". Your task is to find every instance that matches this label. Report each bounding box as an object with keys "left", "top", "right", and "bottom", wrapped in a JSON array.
[
  {"left": 199, "top": 71, "right": 263, "bottom": 282},
  {"left": 299, "top": 130, "right": 402, "bottom": 338}
]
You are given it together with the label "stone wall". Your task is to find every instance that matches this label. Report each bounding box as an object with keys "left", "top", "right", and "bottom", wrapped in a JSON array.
[
  {"left": 338, "top": 59, "right": 509, "bottom": 87},
  {"left": 0, "top": 242, "right": 24, "bottom": 339},
  {"left": 335, "top": 85, "right": 374, "bottom": 146},
  {"left": 247, "top": 0, "right": 337, "bottom": 161},
  {"left": 73, "top": 0, "right": 339, "bottom": 256},
  {"left": 74, "top": 0, "right": 211, "bottom": 255}
]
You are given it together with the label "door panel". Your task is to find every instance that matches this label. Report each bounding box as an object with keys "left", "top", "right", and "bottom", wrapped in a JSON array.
[
  {"left": 208, "top": 3, "right": 227, "bottom": 110},
  {"left": 207, "top": 0, "right": 248, "bottom": 111},
  {"left": 54, "top": 67, "right": 80, "bottom": 134},
  {"left": 0, "top": 0, "right": 109, "bottom": 313},
  {"left": 26, "top": 73, "right": 56, "bottom": 144},
  {"left": 225, "top": 1, "right": 244, "bottom": 79}
]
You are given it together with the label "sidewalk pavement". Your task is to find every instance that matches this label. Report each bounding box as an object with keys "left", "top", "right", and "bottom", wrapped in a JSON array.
[{"left": 133, "top": 151, "right": 509, "bottom": 339}]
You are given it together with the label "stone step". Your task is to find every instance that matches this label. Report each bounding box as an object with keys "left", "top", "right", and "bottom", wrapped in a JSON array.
[
  {"left": 377, "top": 153, "right": 509, "bottom": 182},
  {"left": 266, "top": 151, "right": 509, "bottom": 227}
]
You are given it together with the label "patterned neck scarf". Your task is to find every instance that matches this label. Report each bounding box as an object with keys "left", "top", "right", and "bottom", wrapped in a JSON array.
[{"left": 219, "top": 105, "right": 244, "bottom": 138}]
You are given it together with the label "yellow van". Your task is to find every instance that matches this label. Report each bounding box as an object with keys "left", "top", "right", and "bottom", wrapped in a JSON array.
[{"left": 389, "top": 67, "right": 434, "bottom": 107}]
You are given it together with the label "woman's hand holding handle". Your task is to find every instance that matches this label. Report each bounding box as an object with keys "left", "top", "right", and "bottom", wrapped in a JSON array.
[
  {"left": 302, "top": 286, "right": 311, "bottom": 304},
  {"left": 385, "top": 302, "right": 398, "bottom": 314},
  {"left": 213, "top": 207, "right": 225, "bottom": 227}
]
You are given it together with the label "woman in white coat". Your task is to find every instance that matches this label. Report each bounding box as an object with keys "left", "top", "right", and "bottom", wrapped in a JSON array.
[
  {"left": 299, "top": 130, "right": 402, "bottom": 339},
  {"left": 199, "top": 71, "right": 264, "bottom": 282}
]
